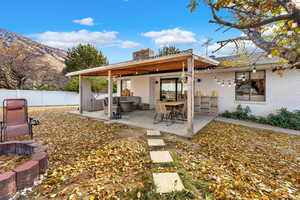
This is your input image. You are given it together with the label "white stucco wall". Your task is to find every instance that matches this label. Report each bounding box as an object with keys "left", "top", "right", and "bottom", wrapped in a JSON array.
[
  {"left": 117, "top": 69, "right": 300, "bottom": 116},
  {"left": 118, "top": 77, "right": 152, "bottom": 104},
  {"left": 195, "top": 69, "right": 300, "bottom": 116}
]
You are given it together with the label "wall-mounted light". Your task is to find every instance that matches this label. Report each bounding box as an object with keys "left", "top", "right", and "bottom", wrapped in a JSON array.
[
  {"left": 197, "top": 78, "right": 201, "bottom": 83},
  {"left": 155, "top": 81, "right": 159, "bottom": 84},
  {"left": 221, "top": 81, "right": 225, "bottom": 87}
]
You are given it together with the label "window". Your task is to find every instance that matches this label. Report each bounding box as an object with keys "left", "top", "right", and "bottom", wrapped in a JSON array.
[
  {"left": 160, "top": 78, "right": 186, "bottom": 101},
  {"left": 235, "top": 70, "right": 266, "bottom": 101},
  {"left": 121, "top": 79, "right": 131, "bottom": 96}
]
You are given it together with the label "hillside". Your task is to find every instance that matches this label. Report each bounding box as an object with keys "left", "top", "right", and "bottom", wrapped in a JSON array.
[{"left": 0, "top": 28, "right": 69, "bottom": 89}]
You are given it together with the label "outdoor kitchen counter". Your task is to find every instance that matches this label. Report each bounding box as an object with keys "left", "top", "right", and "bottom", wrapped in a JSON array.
[{"left": 120, "top": 100, "right": 134, "bottom": 112}]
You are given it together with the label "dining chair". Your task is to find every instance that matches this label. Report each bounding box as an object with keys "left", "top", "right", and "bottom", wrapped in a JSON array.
[
  {"left": 176, "top": 101, "right": 187, "bottom": 120},
  {"left": 153, "top": 101, "right": 171, "bottom": 124}
]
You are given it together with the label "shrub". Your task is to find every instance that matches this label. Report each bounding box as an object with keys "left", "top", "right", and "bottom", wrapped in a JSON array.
[
  {"left": 63, "top": 77, "right": 117, "bottom": 93},
  {"left": 220, "top": 104, "right": 256, "bottom": 120},
  {"left": 221, "top": 106, "right": 300, "bottom": 130},
  {"left": 258, "top": 108, "right": 300, "bottom": 130},
  {"left": 64, "top": 78, "right": 79, "bottom": 92}
]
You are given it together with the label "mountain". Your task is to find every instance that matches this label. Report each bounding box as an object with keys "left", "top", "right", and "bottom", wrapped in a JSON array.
[{"left": 0, "top": 28, "right": 69, "bottom": 90}]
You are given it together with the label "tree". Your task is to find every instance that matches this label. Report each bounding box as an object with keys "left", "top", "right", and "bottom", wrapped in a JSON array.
[
  {"left": 0, "top": 43, "right": 35, "bottom": 89},
  {"left": 188, "top": 0, "right": 300, "bottom": 66},
  {"left": 64, "top": 44, "right": 113, "bottom": 93},
  {"left": 65, "top": 44, "right": 108, "bottom": 73},
  {"left": 64, "top": 77, "right": 117, "bottom": 93},
  {"left": 158, "top": 45, "right": 181, "bottom": 56}
]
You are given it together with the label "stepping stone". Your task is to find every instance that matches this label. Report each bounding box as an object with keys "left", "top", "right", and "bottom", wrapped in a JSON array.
[
  {"left": 152, "top": 173, "right": 185, "bottom": 193},
  {"left": 147, "top": 130, "right": 161, "bottom": 136},
  {"left": 150, "top": 151, "right": 173, "bottom": 163},
  {"left": 147, "top": 139, "right": 165, "bottom": 147}
]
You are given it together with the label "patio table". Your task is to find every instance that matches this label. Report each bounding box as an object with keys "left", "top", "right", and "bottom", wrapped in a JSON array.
[
  {"left": 161, "top": 101, "right": 185, "bottom": 107},
  {"left": 161, "top": 101, "right": 185, "bottom": 125}
]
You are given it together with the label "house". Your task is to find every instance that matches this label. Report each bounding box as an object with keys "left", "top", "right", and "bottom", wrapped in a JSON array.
[{"left": 66, "top": 49, "right": 300, "bottom": 136}]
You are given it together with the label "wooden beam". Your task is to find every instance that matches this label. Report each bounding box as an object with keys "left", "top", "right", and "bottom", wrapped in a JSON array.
[
  {"left": 107, "top": 70, "right": 113, "bottom": 120},
  {"left": 78, "top": 59, "right": 210, "bottom": 77},
  {"left": 187, "top": 56, "right": 195, "bottom": 135},
  {"left": 79, "top": 75, "right": 83, "bottom": 114}
]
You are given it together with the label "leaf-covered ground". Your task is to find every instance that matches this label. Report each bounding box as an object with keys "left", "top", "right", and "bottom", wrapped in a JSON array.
[
  {"left": 1, "top": 107, "right": 299, "bottom": 200},
  {"left": 0, "top": 154, "right": 29, "bottom": 173},
  {"left": 1, "top": 107, "right": 151, "bottom": 200},
  {"left": 165, "top": 121, "right": 300, "bottom": 200}
]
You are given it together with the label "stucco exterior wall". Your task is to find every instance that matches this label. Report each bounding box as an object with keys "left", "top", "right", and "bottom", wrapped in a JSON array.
[
  {"left": 117, "top": 69, "right": 300, "bottom": 116},
  {"left": 195, "top": 69, "right": 300, "bottom": 116}
]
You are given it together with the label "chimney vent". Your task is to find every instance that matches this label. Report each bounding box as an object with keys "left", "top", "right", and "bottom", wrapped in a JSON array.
[{"left": 133, "top": 48, "right": 154, "bottom": 60}]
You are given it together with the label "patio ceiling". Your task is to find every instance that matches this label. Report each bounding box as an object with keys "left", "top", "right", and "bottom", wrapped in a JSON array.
[{"left": 66, "top": 49, "right": 220, "bottom": 77}]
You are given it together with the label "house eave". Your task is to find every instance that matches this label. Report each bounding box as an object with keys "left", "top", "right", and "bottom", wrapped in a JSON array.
[{"left": 65, "top": 49, "right": 219, "bottom": 77}]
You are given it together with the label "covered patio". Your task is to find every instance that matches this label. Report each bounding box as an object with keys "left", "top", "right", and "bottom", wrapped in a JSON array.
[
  {"left": 66, "top": 49, "right": 219, "bottom": 136},
  {"left": 70, "top": 109, "right": 215, "bottom": 137}
]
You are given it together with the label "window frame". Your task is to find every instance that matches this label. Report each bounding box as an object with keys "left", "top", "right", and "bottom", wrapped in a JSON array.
[
  {"left": 120, "top": 79, "right": 131, "bottom": 96},
  {"left": 235, "top": 70, "right": 266, "bottom": 102},
  {"left": 160, "top": 78, "right": 184, "bottom": 101}
]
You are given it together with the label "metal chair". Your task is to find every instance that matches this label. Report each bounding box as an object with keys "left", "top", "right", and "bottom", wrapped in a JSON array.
[{"left": 0, "top": 99, "right": 40, "bottom": 142}]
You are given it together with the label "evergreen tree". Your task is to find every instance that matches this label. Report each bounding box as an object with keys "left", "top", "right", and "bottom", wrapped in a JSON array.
[{"left": 65, "top": 44, "right": 108, "bottom": 73}]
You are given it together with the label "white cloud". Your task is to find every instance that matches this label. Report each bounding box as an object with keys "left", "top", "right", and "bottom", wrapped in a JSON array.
[
  {"left": 120, "top": 40, "right": 140, "bottom": 48},
  {"left": 73, "top": 17, "right": 95, "bottom": 26},
  {"left": 29, "top": 29, "right": 140, "bottom": 49},
  {"left": 142, "top": 28, "right": 198, "bottom": 46}
]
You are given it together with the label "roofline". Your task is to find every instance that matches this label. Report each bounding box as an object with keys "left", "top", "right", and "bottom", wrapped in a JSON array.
[
  {"left": 203, "top": 63, "right": 285, "bottom": 73},
  {"left": 66, "top": 49, "right": 220, "bottom": 77}
]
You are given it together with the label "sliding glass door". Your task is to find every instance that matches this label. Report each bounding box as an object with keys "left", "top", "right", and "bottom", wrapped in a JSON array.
[{"left": 160, "top": 78, "right": 186, "bottom": 101}]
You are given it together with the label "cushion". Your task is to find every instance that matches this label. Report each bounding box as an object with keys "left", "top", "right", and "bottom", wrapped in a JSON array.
[{"left": 5, "top": 123, "right": 29, "bottom": 138}]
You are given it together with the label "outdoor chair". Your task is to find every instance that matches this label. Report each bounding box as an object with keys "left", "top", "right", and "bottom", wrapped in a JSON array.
[
  {"left": 102, "top": 97, "right": 121, "bottom": 119},
  {"left": 176, "top": 101, "right": 187, "bottom": 120},
  {"left": 0, "top": 99, "right": 40, "bottom": 142}
]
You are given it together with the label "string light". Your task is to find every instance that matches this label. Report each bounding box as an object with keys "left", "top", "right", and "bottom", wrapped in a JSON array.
[
  {"left": 242, "top": 73, "right": 246, "bottom": 81},
  {"left": 221, "top": 81, "right": 225, "bottom": 87}
]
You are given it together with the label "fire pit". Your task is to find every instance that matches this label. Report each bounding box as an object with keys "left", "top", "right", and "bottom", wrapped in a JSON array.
[{"left": 0, "top": 141, "right": 48, "bottom": 200}]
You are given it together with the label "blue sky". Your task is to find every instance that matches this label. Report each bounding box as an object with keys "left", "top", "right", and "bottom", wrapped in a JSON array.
[{"left": 1, "top": 0, "right": 243, "bottom": 63}]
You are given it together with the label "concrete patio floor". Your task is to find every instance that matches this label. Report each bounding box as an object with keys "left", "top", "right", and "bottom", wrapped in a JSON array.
[{"left": 70, "top": 110, "right": 215, "bottom": 137}]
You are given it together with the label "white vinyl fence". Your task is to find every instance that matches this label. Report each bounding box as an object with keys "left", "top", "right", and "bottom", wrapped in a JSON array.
[{"left": 0, "top": 89, "right": 79, "bottom": 106}]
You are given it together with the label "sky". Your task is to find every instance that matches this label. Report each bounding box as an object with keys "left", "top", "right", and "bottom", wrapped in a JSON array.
[{"left": 0, "top": 0, "right": 246, "bottom": 63}]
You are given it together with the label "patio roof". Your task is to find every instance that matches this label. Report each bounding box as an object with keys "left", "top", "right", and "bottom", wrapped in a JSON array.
[{"left": 66, "top": 49, "right": 220, "bottom": 77}]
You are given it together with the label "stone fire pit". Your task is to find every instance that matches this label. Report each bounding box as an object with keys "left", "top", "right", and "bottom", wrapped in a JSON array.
[{"left": 0, "top": 141, "right": 48, "bottom": 200}]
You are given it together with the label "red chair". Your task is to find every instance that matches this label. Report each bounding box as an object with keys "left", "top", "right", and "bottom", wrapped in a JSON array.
[{"left": 0, "top": 99, "right": 40, "bottom": 142}]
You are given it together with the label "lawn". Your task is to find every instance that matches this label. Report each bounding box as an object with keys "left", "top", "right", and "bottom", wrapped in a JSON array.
[{"left": 1, "top": 107, "right": 299, "bottom": 200}]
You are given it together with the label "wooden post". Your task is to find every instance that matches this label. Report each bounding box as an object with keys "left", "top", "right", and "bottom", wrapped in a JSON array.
[
  {"left": 107, "top": 70, "right": 113, "bottom": 120},
  {"left": 187, "top": 56, "right": 195, "bottom": 135},
  {"left": 79, "top": 75, "right": 83, "bottom": 114}
]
